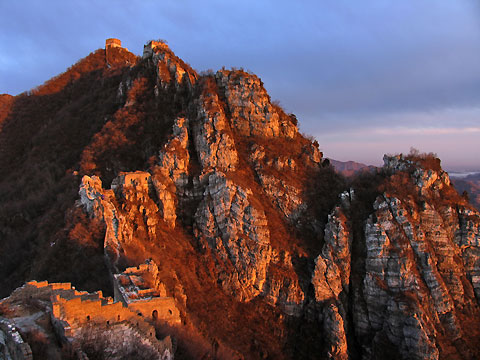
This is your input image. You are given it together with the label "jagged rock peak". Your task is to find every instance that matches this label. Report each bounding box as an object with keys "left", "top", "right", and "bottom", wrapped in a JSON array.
[
  {"left": 143, "top": 39, "right": 170, "bottom": 58},
  {"left": 383, "top": 153, "right": 452, "bottom": 197},
  {"left": 214, "top": 69, "right": 299, "bottom": 138},
  {"left": 142, "top": 39, "right": 198, "bottom": 88}
]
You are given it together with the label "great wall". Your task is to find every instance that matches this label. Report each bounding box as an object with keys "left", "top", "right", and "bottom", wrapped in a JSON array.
[{"left": 1, "top": 259, "right": 180, "bottom": 359}]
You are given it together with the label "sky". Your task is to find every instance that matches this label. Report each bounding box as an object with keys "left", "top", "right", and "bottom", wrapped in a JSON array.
[{"left": 1, "top": 1, "right": 479, "bottom": 171}]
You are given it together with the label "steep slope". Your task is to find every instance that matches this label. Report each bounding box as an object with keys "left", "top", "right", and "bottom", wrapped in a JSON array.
[
  {"left": 72, "top": 40, "right": 326, "bottom": 358},
  {"left": 0, "top": 46, "right": 139, "bottom": 295},
  {"left": 1, "top": 40, "right": 480, "bottom": 359},
  {"left": 350, "top": 155, "right": 480, "bottom": 359},
  {"left": 0, "top": 93, "right": 14, "bottom": 128}
]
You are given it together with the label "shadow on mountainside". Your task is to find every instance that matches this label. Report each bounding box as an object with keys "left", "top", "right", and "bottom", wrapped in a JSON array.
[{"left": 0, "top": 48, "right": 138, "bottom": 297}]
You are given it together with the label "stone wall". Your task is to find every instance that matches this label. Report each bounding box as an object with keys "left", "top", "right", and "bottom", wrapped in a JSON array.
[
  {"left": 51, "top": 295, "right": 157, "bottom": 339},
  {"left": 9, "top": 281, "right": 90, "bottom": 304},
  {"left": 0, "top": 318, "right": 33, "bottom": 360},
  {"left": 128, "top": 297, "right": 181, "bottom": 324},
  {"left": 112, "top": 261, "right": 181, "bottom": 324}
]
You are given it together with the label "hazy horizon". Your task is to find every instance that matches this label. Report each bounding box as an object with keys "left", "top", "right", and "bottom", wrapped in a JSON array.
[{"left": 1, "top": 1, "right": 479, "bottom": 171}]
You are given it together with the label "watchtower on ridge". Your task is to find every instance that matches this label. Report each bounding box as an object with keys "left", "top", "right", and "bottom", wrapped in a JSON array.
[{"left": 105, "top": 38, "right": 122, "bottom": 48}]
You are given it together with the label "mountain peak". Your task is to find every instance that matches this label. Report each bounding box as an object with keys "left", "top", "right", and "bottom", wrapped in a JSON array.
[{"left": 1, "top": 39, "right": 480, "bottom": 359}]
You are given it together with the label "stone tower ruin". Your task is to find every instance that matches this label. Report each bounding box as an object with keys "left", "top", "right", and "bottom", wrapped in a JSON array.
[{"left": 105, "top": 38, "right": 122, "bottom": 48}]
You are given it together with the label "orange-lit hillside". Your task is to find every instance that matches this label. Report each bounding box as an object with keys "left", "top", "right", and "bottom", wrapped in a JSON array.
[{"left": 1, "top": 39, "right": 480, "bottom": 359}]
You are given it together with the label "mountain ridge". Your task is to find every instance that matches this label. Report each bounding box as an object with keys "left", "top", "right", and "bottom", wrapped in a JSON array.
[{"left": 1, "top": 39, "right": 479, "bottom": 360}]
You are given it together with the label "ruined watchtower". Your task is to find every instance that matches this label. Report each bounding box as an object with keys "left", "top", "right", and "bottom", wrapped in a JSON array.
[{"left": 106, "top": 38, "right": 122, "bottom": 48}]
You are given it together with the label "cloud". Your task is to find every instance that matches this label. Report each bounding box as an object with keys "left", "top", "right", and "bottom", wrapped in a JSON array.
[
  {"left": 320, "top": 126, "right": 480, "bottom": 138},
  {"left": 372, "top": 127, "right": 480, "bottom": 136},
  {"left": 314, "top": 107, "right": 480, "bottom": 170}
]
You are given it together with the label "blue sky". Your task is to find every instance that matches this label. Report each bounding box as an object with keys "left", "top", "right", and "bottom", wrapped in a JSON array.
[{"left": 1, "top": 1, "right": 479, "bottom": 170}]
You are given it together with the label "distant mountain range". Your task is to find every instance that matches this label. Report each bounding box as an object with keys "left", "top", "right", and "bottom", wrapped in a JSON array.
[
  {"left": 328, "top": 159, "right": 376, "bottom": 177},
  {"left": 450, "top": 172, "right": 480, "bottom": 211},
  {"left": 330, "top": 159, "right": 480, "bottom": 212}
]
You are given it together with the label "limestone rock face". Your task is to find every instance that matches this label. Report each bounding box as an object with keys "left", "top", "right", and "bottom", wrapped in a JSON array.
[
  {"left": 262, "top": 249, "right": 305, "bottom": 315},
  {"left": 190, "top": 169, "right": 306, "bottom": 312},
  {"left": 192, "top": 90, "right": 238, "bottom": 173},
  {"left": 79, "top": 175, "right": 105, "bottom": 215},
  {"left": 455, "top": 207, "right": 480, "bottom": 299},
  {"left": 157, "top": 117, "right": 190, "bottom": 184},
  {"left": 194, "top": 172, "right": 271, "bottom": 301},
  {"left": 215, "top": 70, "right": 298, "bottom": 139},
  {"left": 79, "top": 171, "right": 160, "bottom": 267},
  {"left": 305, "top": 156, "right": 480, "bottom": 360},
  {"left": 352, "top": 157, "right": 480, "bottom": 360},
  {"left": 257, "top": 172, "right": 305, "bottom": 221},
  {"left": 64, "top": 41, "right": 480, "bottom": 359},
  {"left": 249, "top": 143, "right": 320, "bottom": 222},
  {"left": 312, "top": 205, "right": 351, "bottom": 303},
  {"left": 152, "top": 116, "right": 191, "bottom": 228},
  {"left": 143, "top": 40, "right": 197, "bottom": 91},
  {"left": 79, "top": 174, "right": 120, "bottom": 256},
  {"left": 322, "top": 303, "right": 349, "bottom": 360},
  {"left": 311, "top": 204, "right": 352, "bottom": 360}
]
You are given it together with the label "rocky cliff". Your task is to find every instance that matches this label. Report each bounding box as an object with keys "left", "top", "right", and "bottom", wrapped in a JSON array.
[
  {"left": 350, "top": 155, "right": 480, "bottom": 360},
  {"left": 1, "top": 40, "right": 479, "bottom": 359}
]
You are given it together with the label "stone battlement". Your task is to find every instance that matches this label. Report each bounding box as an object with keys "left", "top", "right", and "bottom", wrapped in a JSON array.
[
  {"left": 27, "top": 280, "right": 73, "bottom": 290},
  {"left": 104, "top": 38, "right": 129, "bottom": 60},
  {"left": 7, "top": 278, "right": 180, "bottom": 347},
  {"left": 49, "top": 285, "right": 162, "bottom": 343},
  {"left": 112, "top": 260, "right": 181, "bottom": 325},
  {"left": 39, "top": 261, "right": 182, "bottom": 341},
  {"left": 105, "top": 38, "right": 122, "bottom": 48},
  {"left": 8, "top": 281, "right": 90, "bottom": 304}
]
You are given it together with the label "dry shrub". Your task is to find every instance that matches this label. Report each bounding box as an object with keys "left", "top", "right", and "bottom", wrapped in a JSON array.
[
  {"left": 0, "top": 302, "right": 13, "bottom": 316},
  {"left": 155, "top": 323, "right": 212, "bottom": 360},
  {"left": 75, "top": 324, "right": 160, "bottom": 360},
  {"left": 0, "top": 94, "right": 14, "bottom": 127},
  {"left": 380, "top": 171, "right": 418, "bottom": 203},
  {"left": 404, "top": 147, "right": 441, "bottom": 172},
  {"left": 23, "top": 329, "right": 50, "bottom": 359},
  {"left": 31, "top": 48, "right": 138, "bottom": 96},
  {"left": 68, "top": 208, "right": 105, "bottom": 248}
]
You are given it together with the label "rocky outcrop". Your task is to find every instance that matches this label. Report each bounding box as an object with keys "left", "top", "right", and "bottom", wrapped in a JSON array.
[
  {"left": 215, "top": 70, "right": 298, "bottom": 139},
  {"left": 79, "top": 171, "right": 159, "bottom": 265},
  {"left": 10, "top": 39, "right": 480, "bottom": 359},
  {"left": 73, "top": 43, "right": 480, "bottom": 359},
  {"left": 455, "top": 207, "right": 480, "bottom": 299},
  {"left": 249, "top": 143, "right": 321, "bottom": 222},
  {"left": 152, "top": 116, "right": 191, "bottom": 228},
  {"left": 0, "top": 318, "right": 33, "bottom": 360},
  {"left": 192, "top": 85, "right": 239, "bottom": 173},
  {"left": 312, "top": 204, "right": 352, "bottom": 303},
  {"left": 352, "top": 156, "right": 480, "bottom": 360},
  {"left": 194, "top": 172, "right": 271, "bottom": 301},
  {"left": 144, "top": 40, "right": 197, "bottom": 90},
  {"left": 257, "top": 172, "right": 305, "bottom": 221},
  {"left": 311, "top": 201, "right": 352, "bottom": 360}
]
